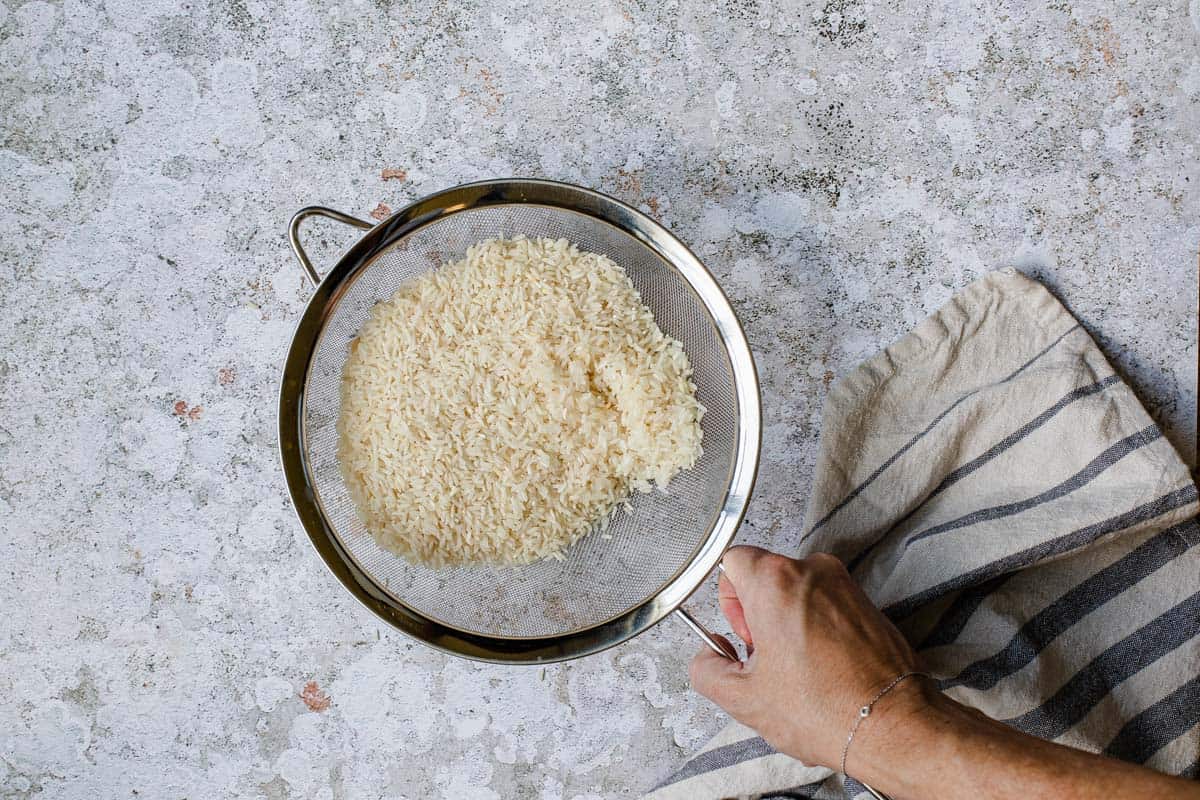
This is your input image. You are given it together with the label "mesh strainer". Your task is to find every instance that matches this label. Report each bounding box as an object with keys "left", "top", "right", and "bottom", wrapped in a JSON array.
[{"left": 279, "top": 179, "right": 761, "bottom": 663}]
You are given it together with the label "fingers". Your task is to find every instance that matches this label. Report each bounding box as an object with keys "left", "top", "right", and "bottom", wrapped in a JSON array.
[
  {"left": 719, "top": 545, "right": 773, "bottom": 587},
  {"left": 721, "top": 545, "right": 801, "bottom": 624},
  {"left": 718, "top": 572, "right": 754, "bottom": 651},
  {"left": 689, "top": 644, "right": 748, "bottom": 709}
]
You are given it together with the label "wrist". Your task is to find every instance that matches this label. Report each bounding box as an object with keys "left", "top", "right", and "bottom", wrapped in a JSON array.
[
  {"left": 840, "top": 675, "right": 955, "bottom": 791},
  {"left": 865, "top": 674, "right": 948, "bottom": 743},
  {"left": 830, "top": 672, "right": 1200, "bottom": 800}
]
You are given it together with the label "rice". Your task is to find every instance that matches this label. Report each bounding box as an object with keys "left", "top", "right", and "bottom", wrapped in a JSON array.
[{"left": 337, "top": 236, "right": 704, "bottom": 567}]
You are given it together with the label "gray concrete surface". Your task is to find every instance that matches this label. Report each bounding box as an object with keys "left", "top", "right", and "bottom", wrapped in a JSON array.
[{"left": 1, "top": 0, "right": 1197, "bottom": 797}]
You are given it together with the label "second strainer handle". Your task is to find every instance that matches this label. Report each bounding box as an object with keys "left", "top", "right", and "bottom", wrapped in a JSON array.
[{"left": 288, "top": 206, "right": 375, "bottom": 286}]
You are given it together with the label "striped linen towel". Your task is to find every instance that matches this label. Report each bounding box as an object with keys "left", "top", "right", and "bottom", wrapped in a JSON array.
[{"left": 647, "top": 268, "right": 1200, "bottom": 800}]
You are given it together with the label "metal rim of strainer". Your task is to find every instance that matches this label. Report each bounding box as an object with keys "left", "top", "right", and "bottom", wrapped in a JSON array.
[{"left": 279, "top": 178, "right": 761, "bottom": 663}]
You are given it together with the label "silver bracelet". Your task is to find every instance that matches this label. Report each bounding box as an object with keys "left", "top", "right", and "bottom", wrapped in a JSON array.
[{"left": 840, "top": 670, "right": 930, "bottom": 778}]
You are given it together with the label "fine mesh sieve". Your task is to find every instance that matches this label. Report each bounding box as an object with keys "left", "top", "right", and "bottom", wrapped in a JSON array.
[{"left": 280, "top": 180, "right": 760, "bottom": 663}]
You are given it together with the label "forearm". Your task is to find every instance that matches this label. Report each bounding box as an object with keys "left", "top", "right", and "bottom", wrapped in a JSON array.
[
  {"left": 689, "top": 550, "right": 1198, "bottom": 799},
  {"left": 851, "top": 682, "right": 1200, "bottom": 800}
]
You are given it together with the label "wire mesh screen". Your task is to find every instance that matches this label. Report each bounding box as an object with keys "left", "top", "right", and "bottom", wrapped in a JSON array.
[{"left": 302, "top": 205, "right": 739, "bottom": 638}]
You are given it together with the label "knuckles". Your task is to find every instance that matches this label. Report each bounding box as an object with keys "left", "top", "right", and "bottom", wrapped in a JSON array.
[
  {"left": 756, "top": 554, "right": 799, "bottom": 590},
  {"left": 756, "top": 552, "right": 845, "bottom": 580},
  {"left": 804, "top": 551, "right": 847, "bottom": 574},
  {"left": 750, "top": 552, "right": 850, "bottom": 599}
]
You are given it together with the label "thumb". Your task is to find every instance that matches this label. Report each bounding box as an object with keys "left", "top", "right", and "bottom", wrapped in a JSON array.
[{"left": 689, "top": 643, "right": 749, "bottom": 711}]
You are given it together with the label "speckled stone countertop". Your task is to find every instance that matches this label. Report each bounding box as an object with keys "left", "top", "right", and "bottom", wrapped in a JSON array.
[{"left": 2, "top": 1, "right": 1197, "bottom": 798}]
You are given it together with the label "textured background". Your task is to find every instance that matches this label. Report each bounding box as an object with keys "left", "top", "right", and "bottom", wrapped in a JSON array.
[{"left": 1, "top": 0, "right": 1197, "bottom": 798}]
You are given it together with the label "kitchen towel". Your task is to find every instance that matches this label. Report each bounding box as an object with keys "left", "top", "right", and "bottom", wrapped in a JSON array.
[{"left": 646, "top": 268, "right": 1200, "bottom": 799}]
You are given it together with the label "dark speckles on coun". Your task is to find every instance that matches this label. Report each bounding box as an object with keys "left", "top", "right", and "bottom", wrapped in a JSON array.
[
  {"left": 221, "top": 0, "right": 256, "bottom": 34},
  {"left": 1, "top": 0, "right": 1195, "bottom": 794},
  {"left": 815, "top": 0, "right": 870, "bottom": 45},
  {"left": 717, "top": 0, "right": 760, "bottom": 21}
]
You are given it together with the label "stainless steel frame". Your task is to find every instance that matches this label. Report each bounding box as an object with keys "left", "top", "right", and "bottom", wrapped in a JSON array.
[{"left": 279, "top": 179, "right": 760, "bottom": 663}]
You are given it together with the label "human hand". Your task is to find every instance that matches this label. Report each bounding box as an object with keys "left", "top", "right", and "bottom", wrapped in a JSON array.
[
  {"left": 690, "top": 547, "right": 1200, "bottom": 800},
  {"left": 688, "top": 546, "right": 930, "bottom": 771}
]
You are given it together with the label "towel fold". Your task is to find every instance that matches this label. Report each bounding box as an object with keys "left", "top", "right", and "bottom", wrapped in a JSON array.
[{"left": 647, "top": 269, "right": 1199, "bottom": 800}]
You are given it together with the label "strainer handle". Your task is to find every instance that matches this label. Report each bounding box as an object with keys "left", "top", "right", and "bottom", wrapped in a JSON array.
[
  {"left": 675, "top": 607, "right": 740, "bottom": 661},
  {"left": 288, "top": 206, "right": 375, "bottom": 286}
]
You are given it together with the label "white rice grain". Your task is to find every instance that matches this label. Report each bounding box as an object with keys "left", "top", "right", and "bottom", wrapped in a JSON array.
[{"left": 338, "top": 237, "right": 703, "bottom": 567}]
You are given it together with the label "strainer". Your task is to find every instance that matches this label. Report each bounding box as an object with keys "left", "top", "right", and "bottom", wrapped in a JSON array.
[{"left": 279, "top": 179, "right": 761, "bottom": 663}]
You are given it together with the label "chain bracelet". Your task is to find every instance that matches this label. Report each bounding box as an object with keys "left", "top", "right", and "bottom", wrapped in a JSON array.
[{"left": 839, "top": 671, "right": 931, "bottom": 778}]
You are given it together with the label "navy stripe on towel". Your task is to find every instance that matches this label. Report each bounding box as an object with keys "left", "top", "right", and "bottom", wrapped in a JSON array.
[
  {"left": 1104, "top": 673, "right": 1200, "bottom": 764},
  {"left": 917, "top": 574, "right": 1013, "bottom": 650},
  {"left": 1002, "top": 589, "right": 1200, "bottom": 740},
  {"left": 802, "top": 324, "right": 1081, "bottom": 542},
  {"left": 884, "top": 485, "right": 1199, "bottom": 620},
  {"left": 902, "top": 424, "right": 1162, "bottom": 550},
  {"left": 851, "top": 374, "right": 1120, "bottom": 572},
  {"left": 762, "top": 779, "right": 826, "bottom": 799},
  {"left": 942, "top": 517, "right": 1200, "bottom": 691},
  {"left": 843, "top": 777, "right": 871, "bottom": 797},
  {"left": 656, "top": 737, "right": 775, "bottom": 788}
]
